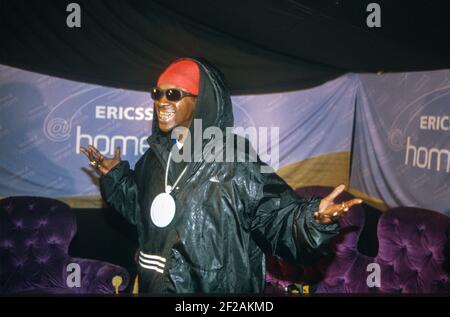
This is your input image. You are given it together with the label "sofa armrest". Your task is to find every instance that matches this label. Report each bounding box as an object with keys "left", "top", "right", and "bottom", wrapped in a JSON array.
[{"left": 66, "top": 257, "right": 129, "bottom": 294}]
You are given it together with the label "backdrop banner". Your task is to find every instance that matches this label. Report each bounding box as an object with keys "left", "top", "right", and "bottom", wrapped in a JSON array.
[
  {"left": 0, "top": 65, "right": 355, "bottom": 200},
  {"left": 350, "top": 70, "right": 450, "bottom": 214}
]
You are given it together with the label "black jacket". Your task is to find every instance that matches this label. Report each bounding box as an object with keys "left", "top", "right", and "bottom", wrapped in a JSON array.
[{"left": 100, "top": 58, "right": 339, "bottom": 293}]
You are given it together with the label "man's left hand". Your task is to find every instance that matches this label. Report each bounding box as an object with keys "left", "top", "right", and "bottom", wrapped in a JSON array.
[{"left": 314, "top": 184, "right": 363, "bottom": 224}]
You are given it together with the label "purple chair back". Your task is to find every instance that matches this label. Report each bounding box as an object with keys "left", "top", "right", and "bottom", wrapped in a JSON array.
[
  {"left": 317, "top": 206, "right": 450, "bottom": 293},
  {"left": 0, "top": 196, "right": 76, "bottom": 293},
  {"left": 266, "top": 186, "right": 450, "bottom": 293},
  {"left": 375, "top": 207, "right": 450, "bottom": 293},
  {"left": 1, "top": 196, "right": 130, "bottom": 294}
]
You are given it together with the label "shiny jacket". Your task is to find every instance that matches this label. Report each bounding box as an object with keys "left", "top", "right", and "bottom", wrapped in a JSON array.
[{"left": 100, "top": 58, "right": 339, "bottom": 293}]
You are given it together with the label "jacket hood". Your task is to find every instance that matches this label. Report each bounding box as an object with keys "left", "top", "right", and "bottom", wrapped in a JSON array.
[{"left": 148, "top": 57, "right": 234, "bottom": 148}]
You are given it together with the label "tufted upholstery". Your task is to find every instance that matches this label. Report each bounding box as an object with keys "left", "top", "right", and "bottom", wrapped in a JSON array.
[
  {"left": 374, "top": 207, "right": 450, "bottom": 293},
  {"left": 265, "top": 186, "right": 450, "bottom": 294},
  {"left": 316, "top": 205, "right": 450, "bottom": 293},
  {"left": 0, "top": 196, "right": 130, "bottom": 294}
]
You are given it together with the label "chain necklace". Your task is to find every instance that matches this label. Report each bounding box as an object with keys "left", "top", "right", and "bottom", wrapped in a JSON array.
[{"left": 150, "top": 151, "right": 188, "bottom": 228}]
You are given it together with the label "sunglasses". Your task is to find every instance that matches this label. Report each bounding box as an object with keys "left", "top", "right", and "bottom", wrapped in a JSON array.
[{"left": 150, "top": 87, "right": 197, "bottom": 102}]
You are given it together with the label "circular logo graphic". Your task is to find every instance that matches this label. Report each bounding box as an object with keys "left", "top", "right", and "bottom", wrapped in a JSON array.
[
  {"left": 44, "top": 117, "right": 71, "bottom": 142},
  {"left": 388, "top": 128, "right": 406, "bottom": 152}
]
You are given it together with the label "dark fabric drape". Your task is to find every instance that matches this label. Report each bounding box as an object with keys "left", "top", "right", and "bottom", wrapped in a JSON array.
[{"left": 1, "top": 0, "right": 449, "bottom": 94}]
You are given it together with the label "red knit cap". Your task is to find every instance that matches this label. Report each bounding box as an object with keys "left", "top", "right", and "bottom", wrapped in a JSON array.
[{"left": 157, "top": 60, "right": 200, "bottom": 95}]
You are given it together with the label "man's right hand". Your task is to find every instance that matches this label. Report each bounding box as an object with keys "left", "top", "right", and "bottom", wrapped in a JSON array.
[{"left": 80, "top": 145, "right": 121, "bottom": 176}]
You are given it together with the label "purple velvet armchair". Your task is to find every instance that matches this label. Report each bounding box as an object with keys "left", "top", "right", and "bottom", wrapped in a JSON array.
[
  {"left": 265, "top": 186, "right": 450, "bottom": 294},
  {"left": 317, "top": 205, "right": 450, "bottom": 293},
  {"left": 0, "top": 196, "right": 130, "bottom": 294}
]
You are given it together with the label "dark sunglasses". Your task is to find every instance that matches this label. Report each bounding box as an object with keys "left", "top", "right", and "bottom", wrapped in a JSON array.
[{"left": 150, "top": 87, "right": 197, "bottom": 102}]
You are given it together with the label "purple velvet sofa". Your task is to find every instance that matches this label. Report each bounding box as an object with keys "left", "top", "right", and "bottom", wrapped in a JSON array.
[
  {"left": 0, "top": 196, "right": 130, "bottom": 294},
  {"left": 265, "top": 186, "right": 450, "bottom": 294}
]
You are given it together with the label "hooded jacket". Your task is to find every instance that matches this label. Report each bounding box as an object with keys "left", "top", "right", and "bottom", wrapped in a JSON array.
[{"left": 100, "top": 58, "right": 339, "bottom": 293}]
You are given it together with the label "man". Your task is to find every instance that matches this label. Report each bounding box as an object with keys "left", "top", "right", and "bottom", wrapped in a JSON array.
[{"left": 80, "top": 58, "right": 362, "bottom": 293}]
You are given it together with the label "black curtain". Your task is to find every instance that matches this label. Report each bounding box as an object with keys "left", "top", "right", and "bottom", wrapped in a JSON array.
[{"left": 1, "top": 0, "right": 449, "bottom": 94}]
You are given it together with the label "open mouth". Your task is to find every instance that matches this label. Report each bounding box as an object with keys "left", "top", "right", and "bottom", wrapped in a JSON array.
[{"left": 157, "top": 109, "right": 175, "bottom": 122}]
